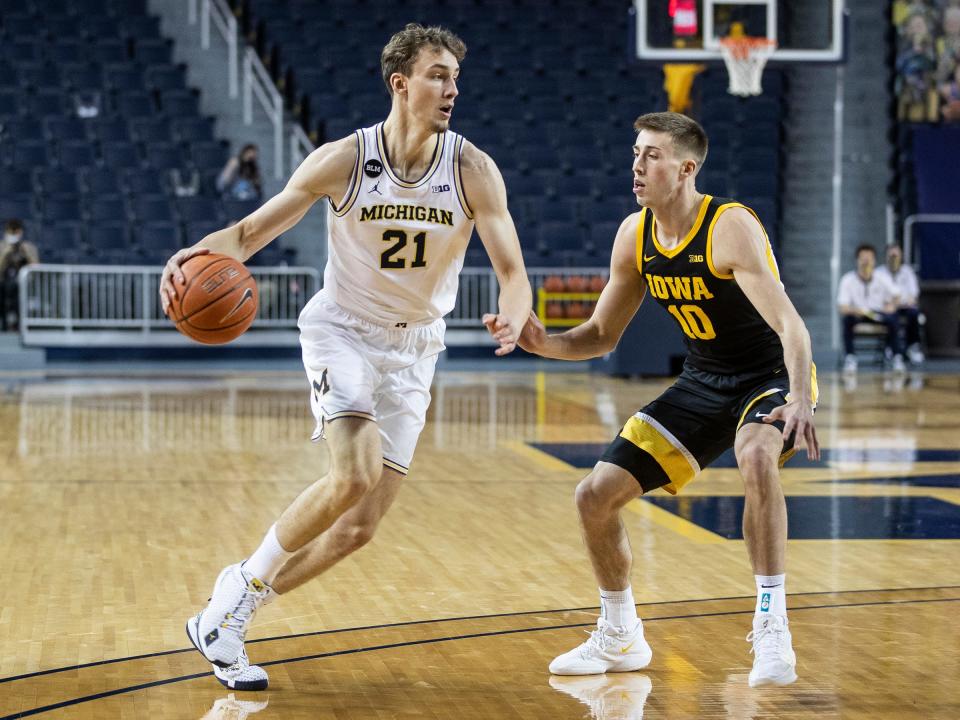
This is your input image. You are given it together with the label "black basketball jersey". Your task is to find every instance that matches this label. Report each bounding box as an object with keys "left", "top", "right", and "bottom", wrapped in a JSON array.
[{"left": 636, "top": 195, "right": 784, "bottom": 374}]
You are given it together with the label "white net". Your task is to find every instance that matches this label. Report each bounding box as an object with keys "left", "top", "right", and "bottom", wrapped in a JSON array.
[{"left": 719, "top": 38, "right": 777, "bottom": 97}]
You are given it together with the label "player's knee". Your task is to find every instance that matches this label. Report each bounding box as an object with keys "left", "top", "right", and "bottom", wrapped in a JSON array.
[
  {"left": 575, "top": 473, "right": 618, "bottom": 517},
  {"left": 335, "top": 521, "right": 377, "bottom": 552},
  {"left": 331, "top": 461, "right": 380, "bottom": 502},
  {"left": 737, "top": 443, "right": 779, "bottom": 488}
]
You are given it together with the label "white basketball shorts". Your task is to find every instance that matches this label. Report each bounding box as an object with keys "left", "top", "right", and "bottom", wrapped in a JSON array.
[{"left": 298, "top": 290, "right": 446, "bottom": 474}]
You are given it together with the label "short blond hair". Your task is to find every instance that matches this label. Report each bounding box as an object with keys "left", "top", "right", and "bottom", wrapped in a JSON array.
[{"left": 380, "top": 23, "right": 466, "bottom": 95}]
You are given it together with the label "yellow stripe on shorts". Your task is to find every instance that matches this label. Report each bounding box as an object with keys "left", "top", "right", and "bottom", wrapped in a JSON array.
[{"left": 620, "top": 412, "right": 701, "bottom": 495}]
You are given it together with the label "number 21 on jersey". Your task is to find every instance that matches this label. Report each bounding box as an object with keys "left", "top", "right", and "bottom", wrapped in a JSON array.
[{"left": 381, "top": 229, "right": 428, "bottom": 269}]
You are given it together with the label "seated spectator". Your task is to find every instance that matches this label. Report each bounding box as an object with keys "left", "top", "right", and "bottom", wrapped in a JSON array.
[
  {"left": 875, "top": 244, "right": 925, "bottom": 364},
  {"left": 170, "top": 168, "right": 201, "bottom": 197},
  {"left": 0, "top": 219, "right": 40, "bottom": 332},
  {"left": 837, "top": 244, "right": 905, "bottom": 373},
  {"left": 939, "top": 63, "right": 960, "bottom": 121},
  {"left": 216, "top": 143, "right": 262, "bottom": 202}
]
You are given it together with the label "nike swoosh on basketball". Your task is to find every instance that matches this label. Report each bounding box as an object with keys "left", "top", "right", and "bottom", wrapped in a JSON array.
[{"left": 220, "top": 287, "right": 254, "bottom": 323}]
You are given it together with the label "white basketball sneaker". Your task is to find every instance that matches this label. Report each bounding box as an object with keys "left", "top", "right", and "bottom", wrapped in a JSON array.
[
  {"left": 186, "top": 563, "right": 272, "bottom": 668},
  {"left": 212, "top": 646, "right": 269, "bottom": 691},
  {"left": 549, "top": 618, "right": 652, "bottom": 675},
  {"left": 549, "top": 673, "right": 652, "bottom": 719},
  {"left": 747, "top": 614, "right": 797, "bottom": 687}
]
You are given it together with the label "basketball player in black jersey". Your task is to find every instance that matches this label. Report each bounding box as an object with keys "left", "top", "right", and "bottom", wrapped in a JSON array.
[{"left": 519, "top": 112, "right": 819, "bottom": 688}]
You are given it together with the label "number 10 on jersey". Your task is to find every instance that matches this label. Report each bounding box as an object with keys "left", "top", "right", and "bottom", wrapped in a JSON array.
[{"left": 381, "top": 230, "right": 427, "bottom": 269}]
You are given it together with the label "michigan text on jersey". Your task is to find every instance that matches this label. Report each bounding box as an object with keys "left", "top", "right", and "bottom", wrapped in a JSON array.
[{"left": 359, "top": 204, "right": 455, "bottom": 226}]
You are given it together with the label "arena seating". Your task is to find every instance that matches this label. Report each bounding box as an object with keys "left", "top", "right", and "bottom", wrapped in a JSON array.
[
  {"left": 240, "top": 0, "right": 784, "bottom": 266},
  {"left": 0, "top": 0, "right": 288, "bottom": 265}
]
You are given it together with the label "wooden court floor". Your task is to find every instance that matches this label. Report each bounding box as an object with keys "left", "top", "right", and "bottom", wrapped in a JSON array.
[{"left": 0, "top": 368, "right": 958, "bottom": 719}]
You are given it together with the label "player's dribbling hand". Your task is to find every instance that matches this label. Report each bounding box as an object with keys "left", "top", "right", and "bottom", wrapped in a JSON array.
[
  {"left": 763, "top": 400, "right": 820, "bottom": 461},
  {"left": 482, "top": 313, "right": 519, "bottom": 356},
  {"left": 159, "top": 246, "right": 211, "bottom": 315},
  {"left": 517, "top": 310, "right": 547, "bottom": 354}
]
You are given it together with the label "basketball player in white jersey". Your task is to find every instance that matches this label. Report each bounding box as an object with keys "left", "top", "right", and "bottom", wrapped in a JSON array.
[{"left": 159, "top": 24, "right": 531, "bottom": 689}]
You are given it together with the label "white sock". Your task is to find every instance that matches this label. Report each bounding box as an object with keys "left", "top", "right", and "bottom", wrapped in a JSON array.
[
  {"left": 754, "top": 574, "right": 787, "bottom": 618},
  {"left": 243, "top": 524, "right": 293, "bottom": 585},
  {"left": 599, "top": 586, "right": 639, "bottom": 630}
]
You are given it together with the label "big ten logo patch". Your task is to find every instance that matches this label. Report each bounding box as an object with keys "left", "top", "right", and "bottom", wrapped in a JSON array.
[
  {"left": 431, "top": 184, "right": 450, "bottom": 193},
  {"left": 201, "top": 267, "right": 241, "bottom": 294},
  {"left": 688, "top": 254, "right": 704, "bottom": 263}
]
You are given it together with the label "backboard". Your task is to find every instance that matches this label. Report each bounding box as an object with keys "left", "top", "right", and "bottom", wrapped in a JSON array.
[{"left": 634, "top": 0, "right": 846, "bottom": 63}]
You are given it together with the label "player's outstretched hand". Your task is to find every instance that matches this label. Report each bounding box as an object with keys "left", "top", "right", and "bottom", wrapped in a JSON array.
[
  {"left": 482, "top": 312, "right": 520, "bottom": 356},
  {"left": 763, "top": 399, "right": 820, "bottom": 461},
  {"left": 517, "top": 310, "right": 547, "bottom": 355},
  {"left": 159, "top": 246, "right": 210, "bottom": 315}
]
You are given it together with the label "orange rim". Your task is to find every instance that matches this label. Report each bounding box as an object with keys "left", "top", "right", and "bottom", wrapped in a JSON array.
[{"left": 719, "top": 36, "right": 777, "bottom": 60}]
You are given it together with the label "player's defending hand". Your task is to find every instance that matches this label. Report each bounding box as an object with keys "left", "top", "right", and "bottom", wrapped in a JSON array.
[
  {"left": 159, "top": 246, "right": 211, "bottom": 315},
  {"left": 763, "top": 400, "right": 820, "bottom": 461},
  {"left": 482, "top": 313, "right": 520, "bottom": 356},
  {"left": 516, "top": 310, "right": 549, "bottom": 355}
]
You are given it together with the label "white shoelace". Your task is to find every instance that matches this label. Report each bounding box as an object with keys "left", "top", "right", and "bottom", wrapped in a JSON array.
[
  {"left": 746, "top": 617, "right": 785, "bottom": 658},
  {"left": 580, "top": 620, "right": 625, "bottom": 658},
  {"left": 221, "top": 581, "right": 270, "bottom": 638}
]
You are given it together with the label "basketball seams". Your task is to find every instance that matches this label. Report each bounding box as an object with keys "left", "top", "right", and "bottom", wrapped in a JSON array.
[
  {"left": 179, "top": 276, "right": 257, "bottom": 323},
  {"left": 175, "top": 257, "right": 252, "bottom": 321},
  {"left": 168, "top": 254, "right": 259, "bottom": 343}
]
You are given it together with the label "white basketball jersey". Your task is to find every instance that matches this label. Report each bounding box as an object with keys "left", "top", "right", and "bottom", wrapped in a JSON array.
[{"left": 320, "top": 122, "right": 475, "bottom": 325}]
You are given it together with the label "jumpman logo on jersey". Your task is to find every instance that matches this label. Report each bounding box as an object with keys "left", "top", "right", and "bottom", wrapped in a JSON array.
[{"left": 369, "top": 181, "right": 383, "bottom": 196}]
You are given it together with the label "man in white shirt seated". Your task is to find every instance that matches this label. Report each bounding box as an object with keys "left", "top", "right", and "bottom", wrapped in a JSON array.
[
  {"left": 874, "top": 244, "right": 924, "bottom": 365},
  {"left": 836, "top": 244, "right": 905, "bottom": 373}
]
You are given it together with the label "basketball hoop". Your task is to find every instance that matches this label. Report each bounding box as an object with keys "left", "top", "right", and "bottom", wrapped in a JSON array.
[{"left": 719, "top": 36, "right": 777, "bottom": 97}]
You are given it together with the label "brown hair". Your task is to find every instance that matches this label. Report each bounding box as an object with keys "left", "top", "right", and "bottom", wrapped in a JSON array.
[
  {"left": 4, "top": 218, "right": 23, "bottom": 233},
  {"left": 380, "top": 23, "right": 466, "bottom": 95},
  {"left": 633, "top": 112, "right": 708, "bottom": 165}
]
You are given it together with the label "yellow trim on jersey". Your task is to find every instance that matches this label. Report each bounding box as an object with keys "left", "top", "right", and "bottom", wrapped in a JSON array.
[
  {"left": 706, "top": 202, "right": 779, "bottom": 281},
  {"left": 377, "top": 122, "right": 445, "bottom": 188},
  {"left": 383, "top": 458, "right": 409, "bottom": 475},
  {"left": 651, "top": 194, "right": 712, "bottom": 258},
  {"left": 635, "top": 207, "right": 648, "bottom": 274},
  {"left": 620, "top": 414, "right": 698, "bottom": 495},
  {"left": 329, "top": 129, "right": 364, "bottom": 217},
  {"left": 452, "top": 134, "right": 474, "bottom": 219}
]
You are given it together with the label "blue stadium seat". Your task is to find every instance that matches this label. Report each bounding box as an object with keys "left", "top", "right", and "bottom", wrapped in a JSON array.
[
  {"left": 103, "top": 64, "right": 144, "bottom": 93},
  {"left": 133, "top": 38, "right": 173, "bottom": 65},
  {"left": 145, "top": 142, "right": 186, "bottom": 170},
  {"left": 130, "top": 117, "right": 173, "bottom": 143},
  {"left": 35, "top": 169, "right": 80, "bottom": 196},
  {"left": 131, "top": 196, "right": 175, "bottom": 223},
  {"left": 88, "top": 223, "right": 130, "bottom": 251},
  {"left": 29, "top": 90, "right": 68, "bottom": 116},
  {"left": 119, "top": 15, "right": 161, "bottom": 40},
  {"left": 123, "top": 169, "right": 164, "bottom": 195},
  {"left": 114, "top": 91, "right": 156, "bottom": 117},
  {"left": 90, "top": 116, "right": 131, "bottom": 143},
  {"left": 177, "top": 196, "right": 224, "bottom": 224},
  {"left": 0, "top": 170, "right": 34, "bottom": 196},
  {"left": 144, "top": 64, "right": 186, "bottom": 92},
  {"left": 189, "top": 141, "right": 229, "bottom": 168},
  {"left": 102, "top": 142, "right": 142, "bottom": 169},
  {"left": 0, "top": 196, "right": 37, "bottom": 220},
  {"left": 172, "top": 116, "right": 215, "bottom": 143},
  {"left": 134, "top": 222, "right": 182, "bottom": 252},
  {"left": 10, "top": 141, "right": 50, "bottom": 167},
  {"left": 43, "top": 197, "right": 83, "bottom": 223},
  {"left": 83, "top": 168, "right": 122, "bottom": 195},
  {"left": 45, "top": 40, "right": 84, "bottom": 64},
  {"left": 89, "top": 196, "right": 127, "bottom": 222},
  {"left": 81, "top": 16, "right": 120, "bottom": 41},
  {"left": 222, "top": 199, "right": 260, "bottom": 222},
  {"left": 44, "top": 117, "right": 89, "bottom": 142},
  {"left": 40, "top": 222, "right": 84, "bottom": 256},
  {"left": 58, "top": 141, "right": 98, "bottom": 168},
  {"left": 18, "top": 62, "right": 61, "bottom": 90},
  {"left": 185, "top": 221, "right": 223, "bottom": 244},
  {"left": 3, "top": 117, "right": 45, "bottom": 142},
  {"left": 160, "top": 89, "right": 199, "bottom": 115},
  {"left": 92, "top": 40, "right": 128, "bottom": 64}
]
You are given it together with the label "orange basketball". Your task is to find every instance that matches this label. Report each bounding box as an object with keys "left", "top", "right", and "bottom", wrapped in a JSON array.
[
  {"left": 565, "top": 275, "right": 588, "bottom": 293},
  {"left": 166, "top": 253, "right": 258, "bottom": 345}
]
